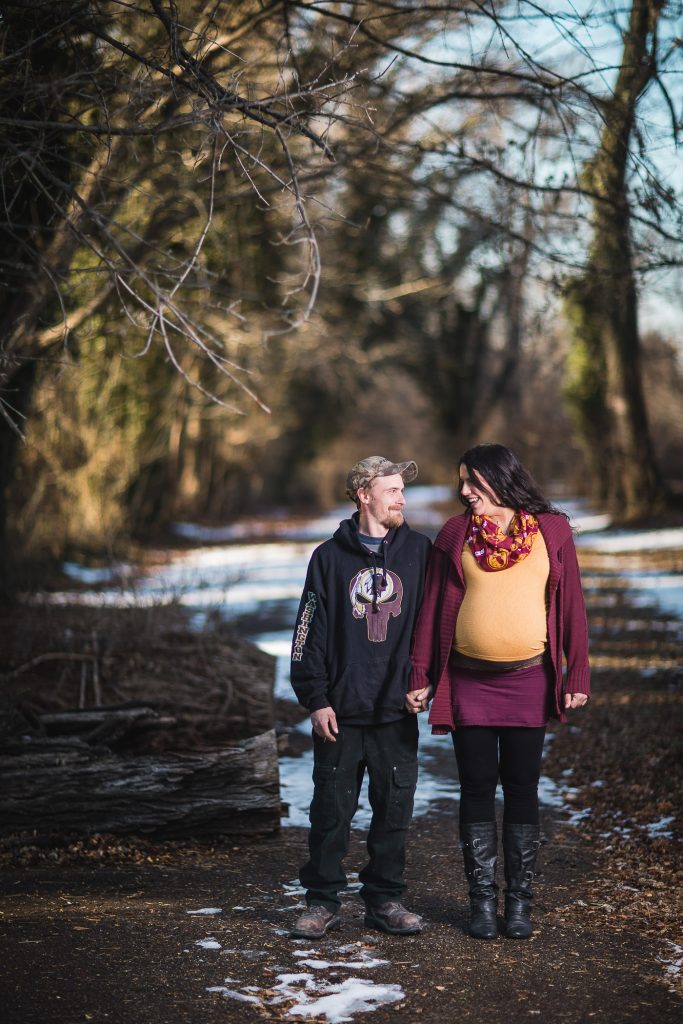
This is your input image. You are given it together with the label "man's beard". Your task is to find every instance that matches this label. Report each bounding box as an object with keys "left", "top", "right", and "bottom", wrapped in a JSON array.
[{"left": 380, "top": 510, "right": 404, "bottom": 529}]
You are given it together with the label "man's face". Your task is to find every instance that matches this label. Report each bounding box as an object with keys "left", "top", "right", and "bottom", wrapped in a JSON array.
[{"left": 359, "top": 473, "right": 406, "bottom": 529}]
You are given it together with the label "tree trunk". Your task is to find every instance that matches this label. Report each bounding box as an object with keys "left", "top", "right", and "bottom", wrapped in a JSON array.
[
  {"left": 0, "top": 730, "right": 281, "bottom": 838},
  {"left": 0, "top": 360, "right": 37, "bottom": 600},
  {"left": 564, "top": 0, "right": 668, "bottom": 520}
]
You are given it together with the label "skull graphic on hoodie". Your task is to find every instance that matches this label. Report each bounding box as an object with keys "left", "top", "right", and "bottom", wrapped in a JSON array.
[{"left": 349, "top": 568, "right": 404, "bottom": 642}]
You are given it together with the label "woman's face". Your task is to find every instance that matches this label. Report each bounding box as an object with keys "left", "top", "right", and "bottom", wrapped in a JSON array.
[{"left": 459, "top": 463, "right": 503, "bottom": 519}]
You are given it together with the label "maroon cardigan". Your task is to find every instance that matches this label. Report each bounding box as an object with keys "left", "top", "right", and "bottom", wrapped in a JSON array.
[{"left": 409, "top": 511, "right": 590, "bottom": 733}]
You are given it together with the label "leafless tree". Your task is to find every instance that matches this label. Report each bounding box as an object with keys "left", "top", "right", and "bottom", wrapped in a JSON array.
[{"left": 0, "top": 0, "right": 368, "bottom": 578}]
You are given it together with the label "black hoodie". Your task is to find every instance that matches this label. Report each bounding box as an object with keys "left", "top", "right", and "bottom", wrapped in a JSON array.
[{"left": 290, "top": 514, "right": 431, "bottom": 724}]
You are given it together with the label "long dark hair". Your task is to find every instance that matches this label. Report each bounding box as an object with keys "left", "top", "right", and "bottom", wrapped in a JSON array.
[{"left": 457, "top": 443, "right": 567, "bottom": 517}]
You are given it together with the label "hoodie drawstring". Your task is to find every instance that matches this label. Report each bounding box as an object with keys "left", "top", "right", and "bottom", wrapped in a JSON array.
[{"left": 370, "top": 539, "right": 388, "bottom": 613}]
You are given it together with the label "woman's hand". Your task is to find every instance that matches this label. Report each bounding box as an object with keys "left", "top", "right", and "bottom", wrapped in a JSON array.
[
  {"left": 564, "top": 692, "right": 589, "bottom": 709},
  {"left": 405, "top": 685, "right": 433, "bottom": 714}
]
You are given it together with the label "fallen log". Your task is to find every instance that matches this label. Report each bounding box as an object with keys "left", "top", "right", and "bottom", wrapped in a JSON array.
[
  {"left": 38, "top": 707, "right": 163, "bottom": 731},
  {"left": 34, "top": 705, "right": 178, "bottom": 747},
  {"left": 0, "top": 730, "right": 281, "bottom": 838}
]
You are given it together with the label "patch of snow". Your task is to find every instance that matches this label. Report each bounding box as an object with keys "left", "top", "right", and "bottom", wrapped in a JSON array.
[
  {"left": 44, "top": 590, "right": 159, "bottom": 609},
  {"left": 645, "top": 816, "right": 676, "bottom": 839},
  {"left": 658, "top": 942, "right": 683, "bottom": 985},
  {"left": 284, "top": 976, "right": 404, "bottom": 1022},
  {"left": 174, "top": 487, "right": 450, "bottom": 547},
  {"left": 536, "top": 775, "right": 568, "bottom": 808},
  {"left": 174, "top": 514, "right": 343, "bottom": 545},
  {"left": 566, "top": 806, "right": 592, "bottom": 825},
  {"left": 279, "top": 751, "right": 321, "bottom": 828},
  {"left": 269, "top": 973, "right": 404, "bottom": 1023},
  {"left": 47, "top": 538, "right": 315, "bottom": 614},
  {"left": 280, "top": 735, "right": 462, "bottom": 829},
  {"left": 196, "top": 938, "right": 221, "bottom": 950},
  {"left": 62, "top": 561, "right": 132, "bottom": 584},
  {"left": 186, "top": 907, "right": 222, "bottom": 915},
  {"left": 206, "top": 987, "right": 261, "bottom": 1004},
  {"left": 576, "top": 526, "right": 683, "bottom": 553},
  {"left": 625, "top": 575, "right": 683, "bottom": 620},
  {"left": 571, "top": 514, "right": 613, "bottom": 533},
  {"left": 282, "top": 879, "right": 306, "bottom": 896},
  {"left": 271, "top": 972, "right": 316, "bottom": 991},
  {"left": 281, "top": 744, "right": 586, "bottom": 830},
  {"left": 294, "top": 952, "right": 389, "bottom": 971}
]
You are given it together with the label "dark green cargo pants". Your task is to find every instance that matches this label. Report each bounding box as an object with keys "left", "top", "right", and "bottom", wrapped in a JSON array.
[{"left": 299, "top": 716, "right": 418, "bottom": 912}]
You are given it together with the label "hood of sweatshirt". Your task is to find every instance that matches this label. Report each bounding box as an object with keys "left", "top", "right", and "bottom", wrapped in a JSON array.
[
  {"left": 333, "top": 513, "right": 414, "bottom": 612},
  {"left": 333, "top": 512, "right": 412, "bottom": 558}
]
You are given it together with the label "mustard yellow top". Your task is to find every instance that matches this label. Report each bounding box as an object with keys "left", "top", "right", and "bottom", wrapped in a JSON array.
[{"left": 454, "top": 531, "right": 550, "bottom": 661}]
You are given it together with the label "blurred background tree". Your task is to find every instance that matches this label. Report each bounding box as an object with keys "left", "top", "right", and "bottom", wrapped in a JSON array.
[{"left": 1, "top": 1, "right": 682, "bottom": 586}]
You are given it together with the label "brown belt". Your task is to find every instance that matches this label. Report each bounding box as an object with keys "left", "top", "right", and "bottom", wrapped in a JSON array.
[{"left": 449, "top": 651, "right": 547, "bottom": 674}]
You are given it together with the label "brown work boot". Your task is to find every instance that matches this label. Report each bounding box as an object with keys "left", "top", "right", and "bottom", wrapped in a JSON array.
[
  {"left": 290, "top": 905, "right": 341, "bottom": 939},
  {"left": 364, "top": 901, "right": 424, "bottom": 935}
]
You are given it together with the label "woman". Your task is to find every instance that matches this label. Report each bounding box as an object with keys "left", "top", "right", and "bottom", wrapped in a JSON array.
[{"left": 407, "top": 443, "right": 589, "bottom": 940}]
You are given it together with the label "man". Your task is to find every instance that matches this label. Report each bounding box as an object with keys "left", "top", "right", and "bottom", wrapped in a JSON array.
[{"left": 289, "top": 456, "right": 432, "bottom": 939}]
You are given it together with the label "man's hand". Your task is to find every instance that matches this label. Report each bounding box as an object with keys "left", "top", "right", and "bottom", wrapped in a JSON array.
[
  {"left": 405, "top": 685, "right": 433, "bottom": 714},
  {"left": 311, "top": 707, "right": 339, "bottom": 741},
  {"left": 564, "top": 692, "right": 589, "bottom": 709}
]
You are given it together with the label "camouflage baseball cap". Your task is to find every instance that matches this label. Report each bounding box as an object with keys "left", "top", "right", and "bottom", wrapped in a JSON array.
[{"left": 346, "top": 456, "right": 418, "bottom": 500}]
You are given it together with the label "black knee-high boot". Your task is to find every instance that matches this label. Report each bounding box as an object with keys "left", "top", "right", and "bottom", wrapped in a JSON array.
[
  {"left": 503, "top": 823, "right": 541, "bottom": 939},
  {"left": 459, "top": 822, "right": 498, "bottom": 940}
]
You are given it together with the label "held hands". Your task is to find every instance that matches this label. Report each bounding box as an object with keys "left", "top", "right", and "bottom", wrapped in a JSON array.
[
  {"left": 564, "top": 692, "right": 589, "bottom": 710},
  {"left": 405, "top": 685, "right": 433, "bottom": 714},
  {"left": 311, "top": 707, "right": 339, "bottom": 742},
  {"left": 313, "top": 686, "right": 435, "bottom": 735}
]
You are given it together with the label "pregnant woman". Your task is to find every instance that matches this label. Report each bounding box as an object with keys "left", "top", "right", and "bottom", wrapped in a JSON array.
[{"left": 408, "top": 443, "right": 590, "bottom": 939}]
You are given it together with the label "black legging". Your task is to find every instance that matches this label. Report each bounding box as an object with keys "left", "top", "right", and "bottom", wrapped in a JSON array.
[{"left": 452, "top": 726, "right": 546, "bottom": 825}]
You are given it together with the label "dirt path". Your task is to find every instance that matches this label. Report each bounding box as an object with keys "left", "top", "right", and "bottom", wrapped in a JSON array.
[{"left": 1, "top": 800, "right": 681, "bottom": 1024}]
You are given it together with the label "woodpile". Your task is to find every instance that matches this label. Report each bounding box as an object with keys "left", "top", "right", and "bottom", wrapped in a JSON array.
[{"left": 0, "top": 604, "right": 281, "bottom": 838}]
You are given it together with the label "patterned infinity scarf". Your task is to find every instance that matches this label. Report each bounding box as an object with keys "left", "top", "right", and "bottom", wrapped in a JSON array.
[{"left": 466, "top": 510, "right": 539, "bottom": 571}]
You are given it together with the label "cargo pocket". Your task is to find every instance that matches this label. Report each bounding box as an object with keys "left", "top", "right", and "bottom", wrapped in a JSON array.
[
  {"left": 387, "top": 762, "right": 418, "bottom": 829},
  {"left": 310, "top": 765, "right": 338, "bottom": 829}
]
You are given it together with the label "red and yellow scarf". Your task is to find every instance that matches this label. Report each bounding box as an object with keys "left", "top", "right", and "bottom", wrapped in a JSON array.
[{"left": 466, "top": 511, "right": 539, "bottom": 571}]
